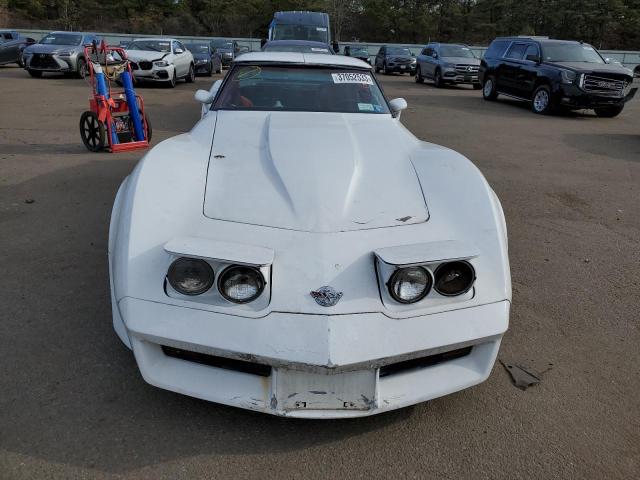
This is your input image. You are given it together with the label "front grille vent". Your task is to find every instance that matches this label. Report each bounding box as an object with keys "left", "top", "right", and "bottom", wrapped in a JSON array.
[
  {"left": 379, "top": 346, "right": 472, "bottom": 377},
  {"left": 161, "top": 345, "right": 272, "bottom": 377},
  {"left": 583, "top": 75, "right": 626, "bottom": 97}
]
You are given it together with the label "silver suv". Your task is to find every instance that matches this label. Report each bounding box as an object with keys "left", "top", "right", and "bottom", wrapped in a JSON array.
[
  {"left": 415, "top": 43, "right": 481, "bottom": 89},
  {"left": 22, "top": 31, "right": 100, "bottom": 78}
]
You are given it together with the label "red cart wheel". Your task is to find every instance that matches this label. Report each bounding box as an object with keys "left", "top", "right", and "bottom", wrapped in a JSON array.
[{"left": 80, "top": 111, "right": 106, "bottom": 152}]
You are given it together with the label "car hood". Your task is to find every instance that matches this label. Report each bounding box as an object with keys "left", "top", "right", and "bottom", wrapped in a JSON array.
[
  {"left": 442, "top": 56, "right": 480, "bottom": 65},
  {"left": 547, "top": 61, "right": 632, "bottom": 77},
  {"left": 25, "top": 44, "right": 81, "bottom": 54},
  {"left": 125, "top": 50, "right": 169, "bottom": 62},
  {"left": 204, "top": 111, "right": 429, "bottom": 233}
]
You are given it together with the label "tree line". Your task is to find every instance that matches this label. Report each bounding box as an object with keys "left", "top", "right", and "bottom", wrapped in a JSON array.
[{"left": 3, "top": 0, "right": 639, "bottom": 49}]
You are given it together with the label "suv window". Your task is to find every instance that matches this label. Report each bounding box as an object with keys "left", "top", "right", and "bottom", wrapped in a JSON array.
[
  {"left": 485, "top": 40, "right": 510, "bottom": 59},
  {"left": 505, "top": 43, "right": 527, "bottom": 60},
  {"left": 425, "top": 47, "right": 433, "bottom": 56},
  {"left": 524, "top": 44, "right": 539, "bottom": 61}
]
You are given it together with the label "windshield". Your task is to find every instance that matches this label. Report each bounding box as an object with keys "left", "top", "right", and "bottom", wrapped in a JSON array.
[
  {"left": 349, "top": 47, "right": 369, "bottom": 56},
  {"left": 272, "top": 24, "right": 329, "bottom": 43},
  {"left": 186, "top": 43, "right": 210, "bottom": 53},
  {"left": 215, "top": 66, "right": 389, "bottom": 114},
  {"left": 128, "top": 40, "right": 171, "bottom": 53},
  {"left": 211, "top": 39, "right": 233, "bottom": 49},
  {"left": 541, "top": 43, "right": 604, "bottom": 63},
  {"left": 40, "top": 33, "right": 82, "bottom": 46},
  {"left": 440, "top": 45, "right": 475, "bottom": 58},
  {"left": 386, "top": 47, "right": 412, "bottom": 56},
  {"left": 264, "top": 43, "right": 331, "bottom": 54}
]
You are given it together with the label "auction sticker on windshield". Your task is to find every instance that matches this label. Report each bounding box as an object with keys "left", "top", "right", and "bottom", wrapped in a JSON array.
[{"left": 332, "top": 73, "right": 374, "bottom": 85}]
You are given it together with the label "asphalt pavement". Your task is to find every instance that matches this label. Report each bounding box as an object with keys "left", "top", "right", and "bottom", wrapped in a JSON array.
[{"left": 0, "top": 65, "right": 639, "bottom": 479}]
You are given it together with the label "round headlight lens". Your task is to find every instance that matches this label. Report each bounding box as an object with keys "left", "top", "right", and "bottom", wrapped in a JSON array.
[
  {"left": 167, "top": 257, "right": 214, "bottom": 296},
  {"left": 388, "top": 266, "right": 432, "bottom": 304},
  {"left": 434, "top": 261, "right": 475, "bottom": 296},
  {"left": 218, "top": 266, "right": 265, "bottom": 304}
]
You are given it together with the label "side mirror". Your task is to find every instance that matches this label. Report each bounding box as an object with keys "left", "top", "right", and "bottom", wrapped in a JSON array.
[
  {"left": 332, "top": 41, "right": 339, "bottom": 53},
  {"left": 432, "top": 52, "right": 438, "bottom": 59},
  {"left": 175, "top": 48, "right": 184, "bottom": 54},
  {"left": 389, "top": 98, "right": 408, "bottom": 118},
  {"left": 195, "top": 89, "right": 215, "bottom": 104},
  {"left": 526, "top": 54, "right": 541, "bottom": 63}
]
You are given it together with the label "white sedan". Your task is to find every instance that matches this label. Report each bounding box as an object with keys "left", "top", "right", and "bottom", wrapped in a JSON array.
[
  {"left": 109, "top": 52, "right": 511, "bottom": 418},
  {"left": 125, "top": 38, "right": 195, "bottom": 87}
]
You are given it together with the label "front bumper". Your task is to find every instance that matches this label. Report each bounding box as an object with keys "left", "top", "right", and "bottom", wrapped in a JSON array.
[
  {"left": 194, "top": 62, "right": 211, "bottom": 74},
  {"left": 131, "top": 65, "right": 173, "bottom": 82},
  {"left": 385, "top": 62, "right": 416, "bottom": 73},
  {"left": 24, "top": 53, "right": 78, "bottom": 72},
  {"left": 443, "top": 67, "right": 479, "bottom": 84},
  {"left": 116, "top": 296, "right": 509, "bottom": 418},
  {"left": 557, "top": 84, "right": 637, "bottom": 109},
  {"left": 221, "top": 56, "right": 233, "bottom": 67}
]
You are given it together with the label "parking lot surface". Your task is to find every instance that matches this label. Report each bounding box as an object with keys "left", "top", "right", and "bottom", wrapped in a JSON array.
[{"left": 1, "top": 65, "right": 639, "bottom": 479}]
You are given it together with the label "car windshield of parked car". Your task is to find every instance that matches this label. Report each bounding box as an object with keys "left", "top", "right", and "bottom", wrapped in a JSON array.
[
  {"left": 39, "top": 33, "right": 82, "bottom": 46},
  {"left": 386, "top": 47, "right": 412, "bottom": 56},
  {"left": 215, "top": 65, "right": 390, "bottom": 114},
  {"left": 541, "top": 43, "right": 604, "bottom": 63},
  {"left": 211, "top": 39, "right": 233, "bottom": 49},
  {"left": 186, "top": 43, "right": 210, "bottom": 53},
  {"left": 440, "top": 45, "right": 476, "bottom": 58},
  {"left": 128, "top": 40, "right": 171, "bottom": 53},
  {"left": 272, "top": 25, "right": 328, "bottom": 42},
  {"left": 264, "top": 43, "right": 330, "bottom": 54},
  {"left": 349, "top": 47, "right": 369, "bottom": 57}
]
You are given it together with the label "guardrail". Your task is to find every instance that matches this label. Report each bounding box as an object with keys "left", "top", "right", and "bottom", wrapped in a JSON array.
[{"left": 13, "top": 29, "right": 640, "bottom": 73}]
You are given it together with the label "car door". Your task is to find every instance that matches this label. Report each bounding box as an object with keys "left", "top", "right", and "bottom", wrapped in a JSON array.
[
  {"left": 499, "top": 42, "right": 527, "bottom": 95},
  {"left": 172, "top": 41, "right": 186, "bottom": 76},
  {"left": 425, "top": 45, "right": 438, "bottom": 79},
  {"left": 375, "top": 46, "right": 385, "bottom": 69},
  {"left": 0, "top": 32, "right": 17, "bottom": 63},
  {"left": 517, "top": 43, "right": 542, "bottom": 99}
]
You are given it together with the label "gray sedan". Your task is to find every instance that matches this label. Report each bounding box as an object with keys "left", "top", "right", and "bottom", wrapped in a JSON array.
[{"left": 22, "top": 31, "right": 101, "bottom": 78}]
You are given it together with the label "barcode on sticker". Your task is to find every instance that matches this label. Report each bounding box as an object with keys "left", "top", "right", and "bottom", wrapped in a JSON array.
[{"left": 331, "top": 73, "right": 374, "bottom": 85}]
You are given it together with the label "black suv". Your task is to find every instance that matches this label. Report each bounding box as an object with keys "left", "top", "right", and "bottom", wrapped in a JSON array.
[
  {"left": 374, "top": 45, "right": 416, "bottom": 75},
  {"left": 479, "top": 37, "right": 637, "bottom": 117}
]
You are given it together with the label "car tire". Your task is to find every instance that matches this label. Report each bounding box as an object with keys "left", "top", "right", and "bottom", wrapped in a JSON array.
[
  {"left": 434, "top": 69, "right": 443, "bottom": 88},
  {"left": 383, "top": 62, "right": 389, "bottom": 75},
  {"left": 17, "top": 57, "right": 24, "bottom": 68},
  {"left": 472, "top": 84, "right": 482, "bottom": 90},
  {"left": 216, "top": 64, "right": 222, "bottom": 74},
  {"left": 168, "top": 70, "right": 177, "bottom": 88},
  {"left": 207, "top": 64, "right": 213, "bottom": 77},
  {"left": 634, "top": 66, "right": 640, "bottom": 78},
  {"left": 415, "top": 66, "right": 424, "bottom": 84},
  {"left": 594, "top": 105, "right": 625, "bottom": 118},
  {"left": 482, "top": 75, "right": 498, "bottom": 100},
  {"left": 375, "top": 63, "right": 380, "bottom": 73},
  {"left": 531, "top": 84, "right": 553, "bottom": 114},
  {"left": 186, "top": 63, "right": 195, "bottom": 83},
  {"left": 77, "top": 57, "right": 87, "bottom": 79},
  {"left": 27, "top": 69, "right": 42, "bottom": 78}
]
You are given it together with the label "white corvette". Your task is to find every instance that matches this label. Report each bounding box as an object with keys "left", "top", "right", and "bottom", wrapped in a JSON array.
[{"left": 109, "top": 52, "right": 511, "bottom": 418}]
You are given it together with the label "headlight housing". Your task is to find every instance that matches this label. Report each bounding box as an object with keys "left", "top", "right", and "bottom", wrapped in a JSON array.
[
  {"left": 218, "top": 266, "right": 265, "bottom": 304},
  {"left": 58, "top": 51, "right": 73, "bottom": 56},
  {"left": 167, "top": 257, "right": 214, "bottom": 296},
  {"left": 154, "top": 60, "right": 170, "bottom": 67},
  {"left": 560, "top": 69, "right": 577, "bottom": 84},
  {"left": 434, "top": 261, "right": 476, "bottom": 296},
  {"left": 387, "top": 266, "right": 432, "bottom": 304}
]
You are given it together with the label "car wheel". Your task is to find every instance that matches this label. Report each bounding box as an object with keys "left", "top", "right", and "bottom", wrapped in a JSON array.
[
  {"left": 634, "top": 66, "right": 640, "bottom": 78},
  {"left": 531, "top": 85, "right": 553, "bottom": 114},
  {"left": 186, "top": 64, "right": 195, "bottom": 83},
  {"left": 415, "top": 66, "right": 424, "bottom": 84},
  {"left": 375, "top": 63, "right": 380, "bottom": 73},
  {"left": 77, "top": 57, "right": 87, "bottom": 79},
  {"left": 207, "top": 64, "right": 213, "bottom": 77},
  {"left": 434, "top": 69, "right": 443, "bottom": 88},
  {"left": 17, "top": 57, "right": 24, "bottom": 68},
  {"left": 79, "top": 111, "right": 106, "bottom": 152},
  {"left": 472, "top": 84, "right": 482, "bottom": 90},
  {"left": 168, "top": 70, "right": 176, "bottom": 88},
  {"left": 594, "top": 105, "right": 625, "bottom": 118},
  {"left": 216, "top": 64, "right": 222, "bottom": 74},
  {"left": 482, "top": 75, "right": 498, "bottom": 100},
  {"left": 383, "top": 62, "right": 391, "bottom": 75},
  {"left": 27, "top": 69, "right": 42, "bottom": 78}
]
